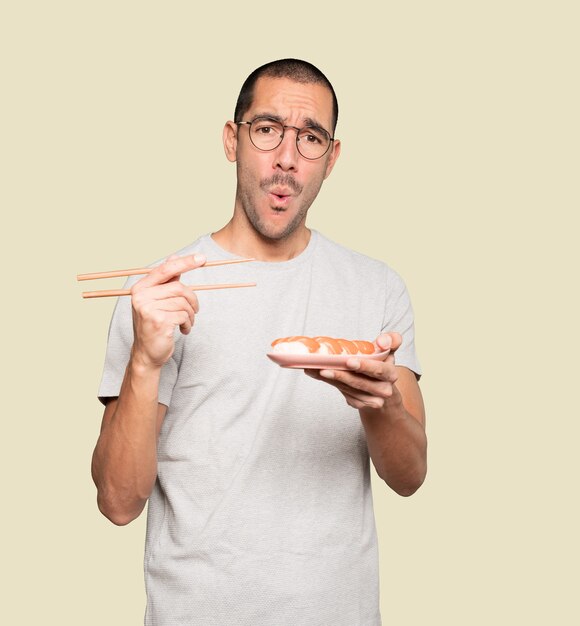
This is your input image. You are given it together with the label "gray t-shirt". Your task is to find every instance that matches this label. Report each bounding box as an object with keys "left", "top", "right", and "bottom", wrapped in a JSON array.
[{"left": 99, "top": 230, "right": 421, "bottom": 626}]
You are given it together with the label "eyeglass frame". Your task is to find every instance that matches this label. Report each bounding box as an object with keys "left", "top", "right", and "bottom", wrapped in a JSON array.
[{"left": 235, "top": 116, "right": 335, "bottom": 160}]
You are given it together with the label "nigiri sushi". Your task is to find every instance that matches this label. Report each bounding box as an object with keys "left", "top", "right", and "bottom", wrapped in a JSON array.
[{"left": 271, "top": 336, "right": 376, "bottom": 356}]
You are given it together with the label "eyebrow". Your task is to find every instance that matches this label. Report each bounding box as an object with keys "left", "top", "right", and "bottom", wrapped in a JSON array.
[
  {"left": 250, "top": 112, "right": 330, "bottom": 135},
  {"left": 250, "top": 112, "right": 285, "bottom": 124},
  {"left": 303, "top": 117, "right": 327, "bottom": 133}
]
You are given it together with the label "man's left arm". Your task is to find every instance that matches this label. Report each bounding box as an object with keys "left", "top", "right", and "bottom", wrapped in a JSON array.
[{"left": 305, "top": 333, "right": 427, "bottom": 496}]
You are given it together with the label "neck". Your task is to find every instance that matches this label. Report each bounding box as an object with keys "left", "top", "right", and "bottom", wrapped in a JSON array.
[{"left": 212, "top": 211, "right": 311, "bottom": 262}]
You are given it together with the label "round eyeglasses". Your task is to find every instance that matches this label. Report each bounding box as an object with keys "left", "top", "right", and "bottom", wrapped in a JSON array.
[{"left": 236, "top": 117, "right": 334, "bottom": 160}]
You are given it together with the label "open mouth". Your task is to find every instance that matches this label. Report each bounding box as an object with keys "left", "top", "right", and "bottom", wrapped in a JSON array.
[{"left": 268, "top": 192, "right": 291, "bottom": 208}]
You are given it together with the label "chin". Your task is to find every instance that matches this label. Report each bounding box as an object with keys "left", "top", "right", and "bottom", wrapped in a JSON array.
[
  {"left": 256, "top": 225, "right": 293, "bottom": 241},
  {"left": 241, "top": 196, "right": 308, "bottom": 242},
  {"left": 251, "top": 215, "right": 302, "bottom": 241}
]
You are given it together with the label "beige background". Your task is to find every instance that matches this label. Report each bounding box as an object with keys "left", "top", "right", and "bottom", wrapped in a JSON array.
[{"left": 2, "top": 1, "right": 578, "bottom": 624}]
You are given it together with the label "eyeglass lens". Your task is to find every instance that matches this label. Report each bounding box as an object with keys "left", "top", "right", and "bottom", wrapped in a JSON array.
[{"left": 248, "top": 119, "right": 331, "bottom": 159}]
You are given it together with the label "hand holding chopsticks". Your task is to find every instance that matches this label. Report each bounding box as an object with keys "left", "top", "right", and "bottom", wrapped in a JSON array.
[
  {"left": 77, "top": 256, "right": 256, "bottom": 299},
  {"left": 77, "top": 254, "right": 255, "bottom": 374}
]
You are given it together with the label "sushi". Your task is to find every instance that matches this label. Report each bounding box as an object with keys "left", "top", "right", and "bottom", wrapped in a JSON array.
[{"left": 271, "top": 336, "right": 376, "bottom": 356}]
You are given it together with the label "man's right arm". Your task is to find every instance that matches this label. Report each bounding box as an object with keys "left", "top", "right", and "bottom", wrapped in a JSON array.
[
  {"left": 91, "top": 253, "right": 206, "bottom": 525},
  {"left": 91, "top": 367, "right": 167, "bottom": 526}
]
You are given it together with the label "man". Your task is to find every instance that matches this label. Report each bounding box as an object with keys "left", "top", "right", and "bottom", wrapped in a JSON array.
[{"left": 92, "top": 59, "right": 427, "bottom": 626}]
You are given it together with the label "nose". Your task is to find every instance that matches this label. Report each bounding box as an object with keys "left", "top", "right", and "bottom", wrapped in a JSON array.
[{"left": 273, "top": 126, "right": 300, "bottom": 171}]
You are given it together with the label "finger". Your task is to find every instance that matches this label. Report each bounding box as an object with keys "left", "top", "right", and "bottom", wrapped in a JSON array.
[
  {"left": 165, "top": 254, "right": 183, "bottom": 284},
  {"left": 341, "top": 389, "right": 385, "bottom": 410},
  {"left": 166, "top": 311, "right": 193, "bottom": 335},
  {"left": 160, "top": 281, "right": 200, "bottom": 314},
  {"left": 342, "top": 391, "right": 366, "bottom": 410},
  {"left": 132, "top": 280, "right": 200, "bottom": 315},
  {"left": 305, "top": 370, "right": 369, "bottom": 407},
  {"left": 319, "top": 368, "right": 395, "bottom": 399},
  {"left": 345, "top": 357, "right": 398, "bottom": 384},
  {"left": 304, "top": 368, "right": 323, "bottom": 380},
  {"left": 305, "top": 368, "right": 393, "bottom": 406},
  {"left": 306, "top": 361, "right": 396, "bottom": 407},
  {"left": 142, "top": 296, "right": 196, "bottom": 330},
  {"left": 134, "top": 253, "right": 207, "bottom": 290},
  {"left": 376, "top": 332, "right": 402, "bottom": 353},
  {"left": 178, "top": 318, "right": 193, "bottom": 335},
  {"left": 339, "top": 378, "right": 393, "bottom": 404},
  {"left": 155, "top": 296, "right": 196, "bottom": 319},
  {"left": 141, "top": 281, "right": 200, "bottom": 312}
]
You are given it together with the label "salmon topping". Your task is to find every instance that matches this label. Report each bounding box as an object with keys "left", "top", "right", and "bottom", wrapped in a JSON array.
[{"left": 272, "top": 336, "right": 376, "bottom": 355}]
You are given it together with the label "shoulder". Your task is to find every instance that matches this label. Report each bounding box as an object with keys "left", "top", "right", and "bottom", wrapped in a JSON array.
[{"left": 313, "top": 230, "right": 398, "bottom": 282}]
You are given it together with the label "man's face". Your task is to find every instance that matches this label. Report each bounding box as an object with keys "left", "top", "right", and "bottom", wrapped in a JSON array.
[{"left": 224, "top": 76, "right": 341, "bottom": 241}]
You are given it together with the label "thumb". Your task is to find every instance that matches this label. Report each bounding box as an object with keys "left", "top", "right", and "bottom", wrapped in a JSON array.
[{"left": 376, "top": 332, "right": 402, "bottom": 352}]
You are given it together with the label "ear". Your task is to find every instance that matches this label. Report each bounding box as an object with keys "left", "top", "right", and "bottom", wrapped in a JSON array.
[
  {"left": 323, "top": 139, "right": 341, "bottom": 179},
  {"left": 223, "top": 121, "right": 238, "bottom": 162}
]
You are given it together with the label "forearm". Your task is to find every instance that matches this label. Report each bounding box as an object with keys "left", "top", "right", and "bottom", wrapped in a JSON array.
[
  {"left": 91, "top": 352, "right": 163, "bottom": 525},
  {"left": 360, "top": 386, "right": 427, "bottom": 496}
]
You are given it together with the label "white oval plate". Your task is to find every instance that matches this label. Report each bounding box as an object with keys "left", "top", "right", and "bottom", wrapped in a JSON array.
[{"left": 267, "top": 350, "right": 390, "bottom": 370}]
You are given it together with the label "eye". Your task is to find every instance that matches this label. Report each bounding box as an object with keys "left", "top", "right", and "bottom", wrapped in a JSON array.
[
  {"left": 304, "top": 133, "right": 322, "bottom": 144},
  {"left": 252, "top": 120, "right": 282, "bottom": 136},
  {"left": 299, "top": 127, "right": 326, "bottom": 145}
]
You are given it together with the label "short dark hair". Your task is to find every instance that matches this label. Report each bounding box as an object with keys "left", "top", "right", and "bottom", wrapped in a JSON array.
[{"left": 234, "top": 58, "right": 339, "bottom": 133}]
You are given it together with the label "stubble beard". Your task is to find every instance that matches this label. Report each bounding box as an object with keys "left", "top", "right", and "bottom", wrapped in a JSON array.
[{"left": 236, "top": 166, "right": 324, "bottom": 241}]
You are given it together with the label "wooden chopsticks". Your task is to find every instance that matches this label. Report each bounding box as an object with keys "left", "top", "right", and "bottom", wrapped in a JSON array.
[
  {"left": 77, "top": 257, "right": 254, "bottom": 281},
  {"left": 78, "top": 257, "right": 256, "bottom": 298},
  {"left": 81, "top": 282, "right": 257, "bottom": 299}
]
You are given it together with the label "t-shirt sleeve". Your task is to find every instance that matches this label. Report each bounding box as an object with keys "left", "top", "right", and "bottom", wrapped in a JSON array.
[
  {"left": 381, "top": 268, "right": 422, "bottom": 378},
  {"left": 97, "top": 293, "right": 179, "bottom": 406}
]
